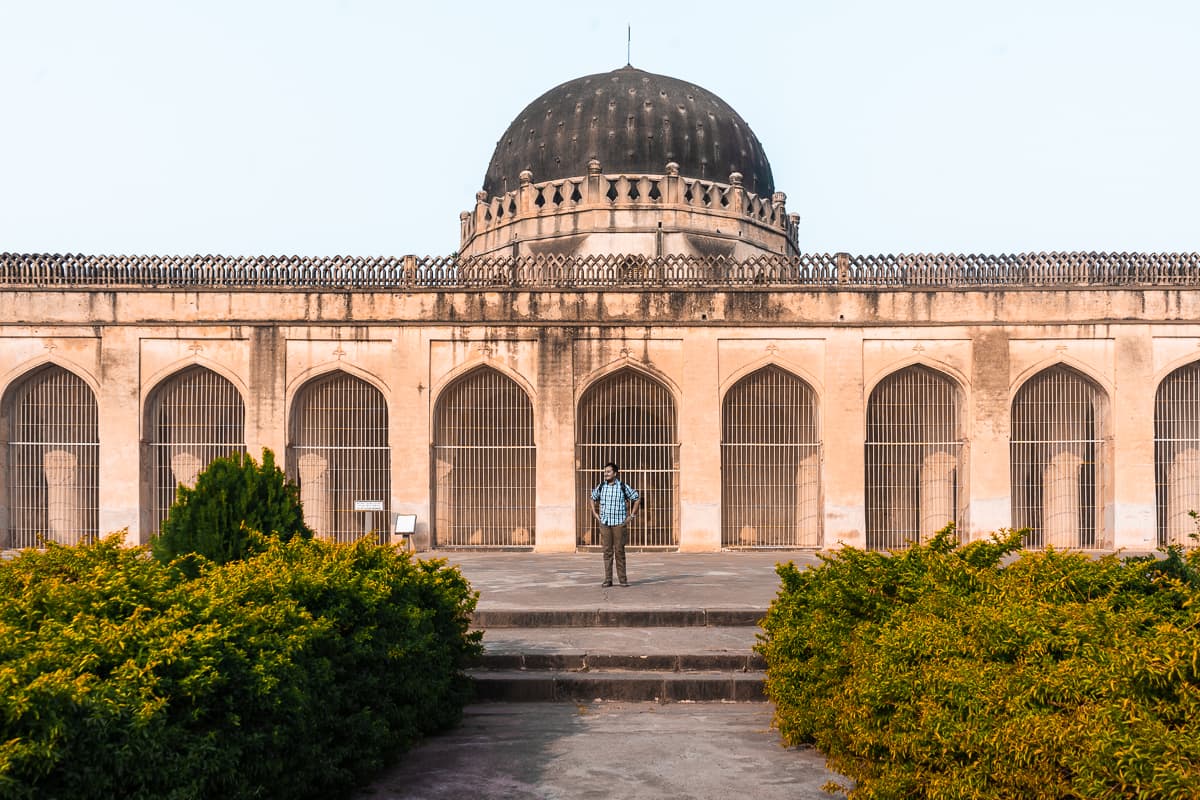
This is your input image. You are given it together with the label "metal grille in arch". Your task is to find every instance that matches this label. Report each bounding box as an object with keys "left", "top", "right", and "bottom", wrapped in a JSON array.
[
  {"left": 866, "top": 365, "right": 965, "bottom": 551},
  {"left": 721, "top": 366, "right": 821, "bottom": 547},
  {"left": 289, "top": 372, "right": 389, "bottom": 543},
  {"left": 1011, "top": 365, "right": 1105, "bottom": 549},
  {"left": 576, "top": 368, "right": 679, "bottom": 548},
  {"left": 147, "top": 366, "right": 245, "bottom": 532},
  {"left": 432, "top": 368, "right": 535, "bottom": 547},
  {"left": 4, "top": 365, "right": 99, "bottom": 547},
  {"left": 1155, "top": 362, "right": 1200, "bottom": 547}
]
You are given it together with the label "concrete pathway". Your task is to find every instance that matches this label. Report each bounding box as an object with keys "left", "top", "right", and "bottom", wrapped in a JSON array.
[{"left": 355, "top": 702, "right": 842, "bottom": 800}]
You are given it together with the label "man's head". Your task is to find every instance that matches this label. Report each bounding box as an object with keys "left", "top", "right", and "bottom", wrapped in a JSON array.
[{"left": 602, "top": 462, "right": 619, "bottom": 482}]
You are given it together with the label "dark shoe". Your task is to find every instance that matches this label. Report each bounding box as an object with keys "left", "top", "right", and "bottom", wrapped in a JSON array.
[
  {"left": 619, "top": 581, "right": 630, "bottom": 587},
  {"left": 601, "top": 580, "right": 613, "bottom": 587}
]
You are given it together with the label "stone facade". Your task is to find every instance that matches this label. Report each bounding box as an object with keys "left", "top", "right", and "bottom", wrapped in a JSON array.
[{"left": 2, "top": 259, "right": 1199, "bottom": 552}]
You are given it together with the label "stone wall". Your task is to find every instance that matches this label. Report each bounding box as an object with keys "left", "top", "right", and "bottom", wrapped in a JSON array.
[{"left": 1, "top": 282, "right": 1196, "bottom": 551}]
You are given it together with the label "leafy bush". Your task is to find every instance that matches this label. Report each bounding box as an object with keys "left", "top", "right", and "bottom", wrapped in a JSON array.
[
  {"left": 151, "top": 448, "right": 312, "bottom": 570},
  {"left": 0, "top": 535, "right": 481, "bottom": 800},
  {"left": 758, "top": 529, "right": 1200, "bottom": 799}
]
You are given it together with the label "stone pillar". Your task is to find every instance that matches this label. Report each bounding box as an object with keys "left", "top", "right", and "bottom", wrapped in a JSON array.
[
  {"left": 42, "top": 448, "right": 79, "bottom": 544},
  {"left": 1112, "top": 329, "right": 1156, "bottom": 549},
  {"left": 391, "top": 327, "right": 433, "bottom": 549},
  {"left": 246, "top": 326, "right": 286, "bottom": 460},
  {"left": 1043, "top": 448, "right": 1083, "bottom": 548},
  {"left": 1166, "top": 447, "right": 1200, "bottom": 546},
  {"left": 517, "top": 170, "right": 535, "bottom": 215},
  {"left": 919, "top": 449, "right": 957, "bottom": 541},
  {"left": 663, "top": 162, "right": 680, "bottom": 204},
  {"left": 586, "top": 160, "right": 603, "bottom": 205},
  {"left": 98, "top": 327, "right": 143, "bottom": 544},
  {"left": 169, "top": 451, "right": 202, "bottom": 489},
  {"left": 795, "top": 450, "right": 821, "bottom": 546},
  {"left": 534, "top": 328, "right": 576, "bottom": 551},
  {"left": 728, "top": 172, "right": 744, "bottom": 218},
  {"left": 678, "top": 332, "right": 720, "bottom": 551},
  {"left": 968, "top": 329, "right": 1011, "bottom": 538},
  {"left": 296, "top": 452, "right": 329, "bottom": 538},
  {"left": 823, "top": 329, "right": 866, "bottom": 548}
]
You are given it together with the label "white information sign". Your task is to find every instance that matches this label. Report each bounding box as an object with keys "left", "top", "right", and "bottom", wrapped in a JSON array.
[{"left": 353, "top": 500, "right": 384, "bottom": 512}]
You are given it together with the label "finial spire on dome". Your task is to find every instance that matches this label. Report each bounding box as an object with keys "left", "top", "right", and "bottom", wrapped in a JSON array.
[{"left": 626, "top": 24, "right": 631, "bottom": 67}]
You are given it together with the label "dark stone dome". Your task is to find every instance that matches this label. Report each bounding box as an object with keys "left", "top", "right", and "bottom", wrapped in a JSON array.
[{"left": 483, "top": 66, "right": 775, "bottom": 197}]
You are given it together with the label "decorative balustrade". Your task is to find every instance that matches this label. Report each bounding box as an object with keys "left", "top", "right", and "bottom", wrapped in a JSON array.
[
  {"left": 2, "top": 251, "right": 1200, "bottom": 289},
  {"left": 459, "top": 161, "right": 800, "bottom": 251}
]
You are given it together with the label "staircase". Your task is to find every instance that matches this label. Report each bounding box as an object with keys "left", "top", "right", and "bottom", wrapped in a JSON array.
[{"left": 469, "top": 604, "right": 769, "bottom": 702}]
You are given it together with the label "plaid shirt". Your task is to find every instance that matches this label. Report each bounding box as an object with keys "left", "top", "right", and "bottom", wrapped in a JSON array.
[{"left": 591, "top": 478, "right": 640, "bottom": 526}]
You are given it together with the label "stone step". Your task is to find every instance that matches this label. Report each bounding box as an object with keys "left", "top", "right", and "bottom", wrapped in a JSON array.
[
  {"left": 472, "top": 607, "right": 766, "bottom": 628},
  {"left": 470, "top": 669, "right": 767, "bottom": 703},
  {"left": 478, "top": 651, "right": 766, "bottom": 672},
  {"left": 478, "top": 625, "right": 765, "bottom": 672}
]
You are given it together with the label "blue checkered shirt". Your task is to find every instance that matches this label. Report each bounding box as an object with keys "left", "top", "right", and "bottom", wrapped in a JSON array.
[{"left": 592, "top": 479, "right": 639, "bottom": 526}]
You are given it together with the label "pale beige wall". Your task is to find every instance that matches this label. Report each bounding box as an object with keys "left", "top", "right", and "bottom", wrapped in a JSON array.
[{"left": 0, "top": 286, "right": 1195, "bottom": 550}]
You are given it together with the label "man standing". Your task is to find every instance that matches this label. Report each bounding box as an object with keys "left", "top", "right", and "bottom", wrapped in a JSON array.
[{"left": 591, "top": 461, "right": 641, "bottom": 587}]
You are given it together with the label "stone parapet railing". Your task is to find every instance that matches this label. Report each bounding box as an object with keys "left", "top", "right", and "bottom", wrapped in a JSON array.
[
  {"left": 2, "top": 251, "right": 1199, "bottom": 290},
  {"left": 459, "top": 161, "right": 800, "bottom": 255}
]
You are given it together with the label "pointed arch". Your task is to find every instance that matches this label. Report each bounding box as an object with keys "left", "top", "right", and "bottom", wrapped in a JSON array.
[
  {"left": 575, "top": 366, "right": 678, "bottom": 548},
  {"left": 143, "top": 365, "right": 246, "bottom": 532},
  {"left": 285, "top": 361, "right": 390, "bottom": 410},
  {"left": 0, "top": 355, "right": 100, "bottom": 406},
  {"left": 573, "top": 357, "right": 681, "bottom": 409},
  {"left": 721, "top": 365, "right": 821, "bottom": 547},
  {"left": 864, "top": 355, "right": 970, "bottom": 405},
  {"left": 140, "top": 356, "right": 248, "bottom": 428},
  {"left": 2, "top": 364, "right": 99, "bottom": 547},
  {"left": 288, "top": 370, "right": 389, "bottom": 542},
  {"left": 1154, "top": 361, "right": 1200, "bottom": 547},
  {"left": 431, "top": 358, "right": 537, "bottom": 407},
  {"left": 865, "top": 364, "right": 967, "bottom": 551},
  {"left": 431, "top": 366, "right": 536, "bottom": 548},
  {"left": 1011, "top": 364, "right": 1109, "bottom": 549},
  {"left": 719, "top": 355, "right": 823, "bottom": 401}
]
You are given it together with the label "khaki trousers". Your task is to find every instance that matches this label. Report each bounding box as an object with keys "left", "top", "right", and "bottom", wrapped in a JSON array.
[{"left": 599, "top": 522, "right": 628, "bottom": 583}]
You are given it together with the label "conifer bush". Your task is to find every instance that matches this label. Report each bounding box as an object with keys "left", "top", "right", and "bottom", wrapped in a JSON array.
[
  {"left": 0, "top": 535, "right": 481, "bottom": 800},
  {"left": 151, "top": 448, "right": 312, "bottom": 570},
  {"left": 758, "top": 529, "right": 1200, "bottom": 799}
]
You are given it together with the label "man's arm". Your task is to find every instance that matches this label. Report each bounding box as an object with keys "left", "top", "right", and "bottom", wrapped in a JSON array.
[{"left": 628, "top": 498, "right": 641, "bottom": 520}]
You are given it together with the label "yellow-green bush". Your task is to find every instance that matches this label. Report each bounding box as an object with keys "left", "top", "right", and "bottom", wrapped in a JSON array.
[
  {"left": 758, "top": 530, "right": 1200, "bottom": 800},
  {"left": 0, "top": 534, "right": 481, "bottom": 800}
]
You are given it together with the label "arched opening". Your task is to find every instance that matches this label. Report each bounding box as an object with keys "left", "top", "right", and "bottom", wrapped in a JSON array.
[
  {"left": 1011, "top": 365, "right": 1107, "bottom": 548},
  {"left": 1155, "top": 362, "right": 1200, "bottom": 547},
  {"left": 3, "top": 365, "right": 99, "bottom": 547},
  {"left": 288, "top": 371, "right": 389, "bottom": 542},
  {"left": 866, "top": 365, "right": 966, "bottom": 550},
  {"left": 432, "top": 367, "right": 535, "bottom": 548},
  {"left": 721, "top": 366, "right": 821, "bottom": 547},
  {"left": 145, "top": 366, "right": 245, "bottom": 533},
  {"left": 576, "top": 368, "right": 678, "bottom": 548}
]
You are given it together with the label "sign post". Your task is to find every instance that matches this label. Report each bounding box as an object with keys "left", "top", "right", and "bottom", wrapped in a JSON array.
[{"left": 354, "top": 500, "right": 384, "bottom": 540}]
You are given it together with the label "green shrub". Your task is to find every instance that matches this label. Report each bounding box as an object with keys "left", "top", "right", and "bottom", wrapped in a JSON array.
[
  {"left": 151, "top": 448, "right": 312, "bottom": 570},
  {"left": 0, "top": 535, "right": 481, "bottom": 800},
  {"left": 758, "top": 529, "right": 1200, "bottom": 799}
]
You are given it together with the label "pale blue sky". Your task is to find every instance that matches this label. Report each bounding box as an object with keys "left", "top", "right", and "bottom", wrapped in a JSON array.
[{"left": 1, "top": 0, "right": 1197, "bottom": 257}]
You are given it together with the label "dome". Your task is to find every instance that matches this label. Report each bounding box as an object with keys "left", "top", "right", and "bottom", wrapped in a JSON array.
[{"left": 483, "top": 66, "right": 775, "bottom": 197}]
